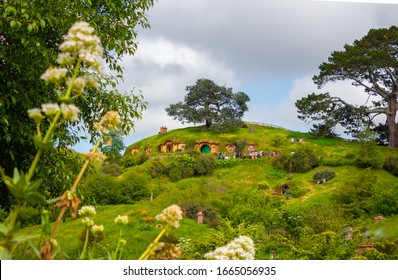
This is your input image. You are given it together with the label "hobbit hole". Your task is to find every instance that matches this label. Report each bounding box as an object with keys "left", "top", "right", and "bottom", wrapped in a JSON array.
[
  {"left": 281, "top": 184, "right": 289, "bottom": 195},
  {"left": 201, "top": 144, "right": 211, "bottom": 154}
]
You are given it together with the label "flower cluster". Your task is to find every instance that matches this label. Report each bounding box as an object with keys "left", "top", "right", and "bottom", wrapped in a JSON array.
[
  {"left": 58, "top": 21, "right": 103, "bottom": 73},
  {"left": 40, "top": 67, "right": 68, "bottom": 85},
  {"left": 28, "top": 102, "right": 80, "bottom": 124},
  {"left": 114, "top": 215, "right": 129, "bottom": 225},
  {"left": 40, "top": 21, "right": 102, "bottom": 98},
  {"left": 81, "top": 217, "right": 94, "bottom": 227},
  {"left": 204, "top": 236, "right": 255, "bottom": 260},
  {"left": 94, "top": 110, "right": 121, "bottom": 134},
  {"left": 78, "top": 205, "right": 96, "bottom": 216},
  {"left": 151, "top": 242, "right": 181, "bottom": 260},
  {"left": 155, "top": 205, "right": 183, "bottom": 229},
  {"left": 91, "top": 224, "right": 104, "bottom": 236}
]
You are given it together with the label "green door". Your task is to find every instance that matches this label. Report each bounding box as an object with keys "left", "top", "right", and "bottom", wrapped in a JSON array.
[{"left": 201, "top": 145, "right": 211, "bottom": 154}]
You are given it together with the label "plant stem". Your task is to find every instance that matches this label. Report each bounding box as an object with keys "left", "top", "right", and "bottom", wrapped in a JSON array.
[
  {"left": 138, "top": 227, "right": 167, "bottom": 260},
  {"left": 80, "top": 227, "right": 90, "bottom": 260},
  {"left": 27, "top": 61, "right": 81, "bottom": 183},
  {"left": 71, "top": 137, "right": 102, "bottom": 192}
]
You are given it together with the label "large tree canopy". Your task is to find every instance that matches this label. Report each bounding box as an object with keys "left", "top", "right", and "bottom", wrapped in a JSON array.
[
  {"left": 165, "top": 79, "right": 250, "bottom": 132},
  {"left": 0, "top": 0, "right": 154, "bottom": 208},
  {"left": 296, "top": 26, "right": 398, "bottom": 147}
]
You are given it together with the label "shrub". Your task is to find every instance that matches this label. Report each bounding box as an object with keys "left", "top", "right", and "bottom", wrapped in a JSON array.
[
  {"left": 80, "top": 171, "right": 149, "bottom": 205},
  {"left": 355, "top": 149, "right": 383, "bottom": 168},
  {"left": 146, "top": 158, "right": 167, "bottom": 178},
  {"left": 194, "top": 154, "right": 217, "bottom": 176},
  {"left": 181, "top": 203, "right": 221, "bottom": 228},
  {"left": 273, "top": 145, "right": 318, "bottom": 173},
  {"left": 313, "top": 169, "right": 336, "bottom": 183},
  {"left": 120, "top": 151, "right": 148, "bottom": 168},
  {"left": 166, "top": 154, "right": 195, "bottom": 182},
  {"left": 120, "top": 170, "right": 150, "bottom": 201},
  {"left": 101, "top": 163, "right": 123, "bottom": 176},
  {"left": 383, "top": 156, "right": 398, "bottom": 177},
  {"left": 258, "top": 180, "right": 270, "bottom": 191}
]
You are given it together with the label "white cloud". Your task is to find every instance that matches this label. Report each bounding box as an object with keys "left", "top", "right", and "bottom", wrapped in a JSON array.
[{"left": 120, "top": 38, "right": 240, "bottom": 145}]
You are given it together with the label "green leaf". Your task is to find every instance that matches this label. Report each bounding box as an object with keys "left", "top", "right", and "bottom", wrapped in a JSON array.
[
  {"left": 0, "top": 223, "right": 9, "bottom": 236},
  {"left": 28, "top": 179, "right": 43, "bottom": 192},
  {"left": 0, "top": 246, "right": 12, "bottom": 260},
  {"left": 12, "top": 168, "right": 21, "bottom": 185},
  {"left": 47, "top": 196, "right": 61, "bottom": 204},
  {"left": 29, "top": 241, "right": 41, "bottom": 259},
  {"left": 26, "top": 192, "right": 48, "bottom": 205},
  {"left": 10, "top": 234, "right": 40, "bottom": 243},
  {"left": 41, "top": 212, "right": 51, "bottom": 235},
  {"left": 40, "top": 19, "right": 46, "bottom": 28},
  {"left": 4, "top": 6, "right": 17, "bottom": 16},
  {"left": 33, "top": 134, "right": 54, "bottom": 151}
]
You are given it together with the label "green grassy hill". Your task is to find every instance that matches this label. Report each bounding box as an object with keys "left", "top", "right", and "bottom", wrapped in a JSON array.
[{"left": 13, "top": 123, "right": 398, "bottom": 260}]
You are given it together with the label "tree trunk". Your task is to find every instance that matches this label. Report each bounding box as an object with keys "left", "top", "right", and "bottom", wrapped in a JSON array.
[
  {"left": 205, "top": 119, "right": 212, "bottom": 129},
  {"left": 387, "top": 94, "right": 398, "bottom": 148}
]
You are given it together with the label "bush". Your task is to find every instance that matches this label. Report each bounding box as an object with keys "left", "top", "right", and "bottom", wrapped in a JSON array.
[
  {"left": 120, "top": 151, "right": 148, "bottom": 168},
  {"left": 146, "top": 158, "right": 167, "bottom": 178},
  {"left": 80, "top": 171, "right": 149, "bottom": 205},
  {"left": 313, "top": 169, "right": 335, "bottom": 183},
  {"left": 120, "top": 170, "right": 151, "bottom": 201},
  {"left": 166, "top": 154, "right": 195, "bottom": 182},
  {"left": 273, "top": 145, "right": 318, "bottom": 173},
  {"left": 355, "top": 149, "right": 383, "bottom": 168},
  {"left": 181, "top": 203, "right": 221, "bottom": 228},
  {"left": 383, "top": 156, "right": 398, "bottom": 177},
  {"left": 101, "top": 163, "right": 123, "bottom": 176},
  {"left": 194, "top": 154, "right": 217, "bottom": 176}
]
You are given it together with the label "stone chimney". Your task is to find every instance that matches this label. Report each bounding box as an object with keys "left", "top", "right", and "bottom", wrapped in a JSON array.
[
  {"left": 159, "top": 126, "right": 167, "bottom": 134},
  {"left": 196, "top": 211, "right": 204, "bottom": 223}
]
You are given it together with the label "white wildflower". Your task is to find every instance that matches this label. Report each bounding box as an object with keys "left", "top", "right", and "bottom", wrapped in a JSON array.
[
  {"left": 27, "top": 108, "right": 44, "bottom": 124},
  {"left": 41, "top": 103, "right": 60, "bottom": 118},
  {"left": 91, "top": 224, "right": 104, "bottom": 235},
  {"left": 61, "top": 103, "right": 80, "bottom": 122},
  {"left": 40, "top": 67, "right": 68, "bottom": 84},
  {"left": 204, "top": 235, "right": 255, "bottom": 260},
  {"left": 59, "top": 21, "right": 103, "bottom": 73},
  {"left": 56, "top": 52, "right": 75, "bottom": 66},
  {"left": 78, "top": 205, "right": 96, "bottom": 216},
  {"left": 81, "top": 217, "right": 94, "bottom": 227},
  {"left": 156, "top": 204, "right": 183, "bottom": 229},
  {"left": 114, "top": 215, "right": 129, "bottom": 225}
]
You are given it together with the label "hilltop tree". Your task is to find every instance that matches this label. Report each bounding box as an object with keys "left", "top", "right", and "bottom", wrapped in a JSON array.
[
  {"left": 0, "top": 0, "right": 154, "bottom": 208},
  {"left": 296, "top": 26, "right": 398, "bottom": 147},
  {"left": 165, "top": 79, "right": 250, "bottom": 131}
]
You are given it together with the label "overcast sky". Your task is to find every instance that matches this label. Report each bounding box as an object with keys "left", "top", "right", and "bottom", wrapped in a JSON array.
[{"left": 72, "top": 0, "right": 398, "bottom": 152}]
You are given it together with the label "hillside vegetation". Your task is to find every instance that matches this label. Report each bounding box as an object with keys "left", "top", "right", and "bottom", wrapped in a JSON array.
[{"left": 13, "top": 123, "right": 398, "bottom": 260}]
